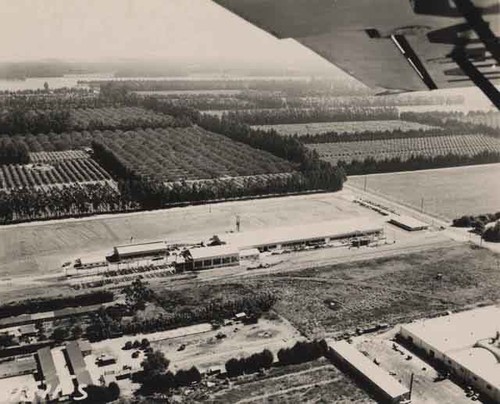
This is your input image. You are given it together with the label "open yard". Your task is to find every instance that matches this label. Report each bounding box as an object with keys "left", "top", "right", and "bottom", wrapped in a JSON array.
[
  {"left": 252, "top": 120, "right": 438, "bottom": 136},
  {"left": 0, "top": 190, "right": 374, "bottom": 278},
  {"left": 348, "top": 163, "right": 500, "bottom": 220},
  {"left": 238, "top": 243, "right": 500, "bottom": 337},
  {"left": 211, "top": 358, "right": 373, "bottom": 403}
]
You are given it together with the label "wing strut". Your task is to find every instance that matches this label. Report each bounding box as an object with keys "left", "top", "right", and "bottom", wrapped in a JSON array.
[{"left": 451, "top": 46, "right": 500, "bottom": 109}]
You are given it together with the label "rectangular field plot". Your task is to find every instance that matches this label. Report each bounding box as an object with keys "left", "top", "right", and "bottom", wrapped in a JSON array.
[
  {"left": 0, "top": 158, "right": 112, "bottom": 189},
  {"left": 308, "top": 134, "right": 500, "bottom": 164},
  {"left": 252, "top": 120, "right": 438, "bottom": 136},
  {"left": 94, "top": 127, "right": 294, "bottom": 182},
  {"left": 348, "top": 163, "right": 500, "bottom": 220},
  {"left": 29, "top": 150, "right": 89, "bottom": 163},
  {"left": 70, "top": 106, "right": 174, "bottom": 129}
]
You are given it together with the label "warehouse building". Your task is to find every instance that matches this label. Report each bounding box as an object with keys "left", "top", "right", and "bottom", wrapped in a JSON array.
[
  {"left": 109, "top": 241, "right": 169, "bottom": 262},
  {"left": 36, "top": 347, "right": 61, "bottom": 401},
  {"left": 65, "top": 341, "right": 93, "bottom": 388},
  {"left": 176, "top": 245, "right": 240, "bottom": 271},
  {"left": 329, "top": 340, "right": 410, "bottom": 403},
  {"left": 223, "top": 217, "right": 384, "bottom": 252},
  {"left": 388, "top": 215, "right": 428, "bottom": 231},
  {"left": 400, "top": 306, "right": 500, "bottom": 402}
]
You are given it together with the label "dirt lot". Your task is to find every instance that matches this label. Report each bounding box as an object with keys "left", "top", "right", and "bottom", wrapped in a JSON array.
[
  {"left": 348, "top": 163, "right": 500, "bottom": 221},
  {"left": 0, "top": 190, "right": 377, "bottom": 278},
  {"left": 353, "top": 330, "right": 472, "bottom": 403},
  {"left": 232, "top": 244, "right": 500, "bottom": 337},
  {"left": 210, "top": 358, "right": 373, "bottom": 403}
]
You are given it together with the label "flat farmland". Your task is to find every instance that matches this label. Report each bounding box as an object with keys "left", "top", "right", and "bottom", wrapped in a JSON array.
[
  {"left": 307, "top": 134, "right": 500, "bottom": 164},
  {"left": 0, "top": 158, "right": 112, "bottom": 189},
  {"left": 348, "top": 163, "right": 500, "bottom": 220},
  {"left": 252, "top": 120, "right": 438, "bottom": 136},
  {"left": 0, "top": 190, "right": 375, "bottom": 277},
  {"left": 94, "top": 126, "right": 294, "bottom": 182}
]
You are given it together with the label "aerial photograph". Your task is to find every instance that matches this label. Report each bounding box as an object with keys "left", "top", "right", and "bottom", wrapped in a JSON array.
[{"left": 0, "top": 0, "right": 499, "bottom": 403}]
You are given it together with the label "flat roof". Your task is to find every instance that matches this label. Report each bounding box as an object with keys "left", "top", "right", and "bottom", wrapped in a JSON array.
[
  {"left": 389, "top": 215, "right": 428, "bottom": 229},
  {"left": 37, "top": 347, "right": 60, "bottom": 396},
  {"left": 65, "top": 341, "right": 93, "bottom": 386},
  {"left": 401, "top": 306, "right": 500, "bottom": 390},
  {"left": 0, "top": 356, "right": 37, "bottom": 378},
  {"left": 330, "top": 340, "right": 409, "bottom": 399},
  {"left": 401, "top": 306, "right": 500, "bottom": 354},
  {"left": 189, "top": 245, "right": 239, "bottom": 260},
  {"left": 223, "top": 217, "right": 383, "bottom": 249},
  {"left": 115, "top": 241, "right": 167, "bottom": 257},
  {"left": 448, "top": 347, "right": 500, "bottom": 389}
]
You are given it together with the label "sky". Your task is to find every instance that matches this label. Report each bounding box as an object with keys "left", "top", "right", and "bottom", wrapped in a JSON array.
[{"left": 0, "top": 0, "right": 335, "bottom": 71}]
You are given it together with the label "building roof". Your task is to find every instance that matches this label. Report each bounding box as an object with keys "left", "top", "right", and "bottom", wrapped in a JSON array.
[
  {"left": 37, "top": 347, "right": 60, "bottom": 397},
  {"left": 401, "top": 306, "right": 500, "bottom": 354},
  {"left": 114, "top": 241, "right": 168, "bottom": 257},
  {"left": 78, "top": 340, "right": 92, "bottom": 353},
  {"left": 223, "top": 217, "right": 383, "bottom": 249},
  {"left": 0, "top": 356, "right": 37, "bottom": 378},
  {"left": 448, "top": 347, "right": 500, "bottom": 389},
  {"left": 330, "top": 340, "right": 409, "bottom": 399},
  {"left": 65, "top": 341, "right": 93, "bottom": 386},
  {"left": 401, "top": 306, "right": 500, "bottom": 390},
  {"left": 188, "top": 245, "right": 239, "bottom": 260},
  {"left": 389, "top": 215, "right": 428, "bottom": 230},
  {"left": 240, "top": 248, "right": 260, "bottom": 256},
  {"left": 19, "top": 324, "right": 37, "bottom": 335}
]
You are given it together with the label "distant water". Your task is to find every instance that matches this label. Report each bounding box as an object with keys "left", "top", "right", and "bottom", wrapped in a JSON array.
[
  {"left": 0, "top": 73, "right": 114, "bottom": 91},
  {"left": 0, "top": 74, "right": 318, "bottom": 92}
]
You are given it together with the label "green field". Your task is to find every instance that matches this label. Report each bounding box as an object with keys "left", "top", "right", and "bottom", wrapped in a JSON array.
[
  {"left": 348, "top": 163, "right": 500, "bottom": 220},
  {"left": 251, "top": 120, "right": 438, "bottom": 136}
]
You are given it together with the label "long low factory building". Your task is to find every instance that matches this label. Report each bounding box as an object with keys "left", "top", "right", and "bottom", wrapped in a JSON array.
[
  {"left": 329, "top": 340, "right": 410, "bottom": 403},
  {"left": 109, "top": 241, "right": 169, "bottom": 262},
  {"left": 399, "top": 306, "right": 500, "bottom": 402},
  {"left": 176, "top": 245, "right": 240, "bottom": 271},
  {"left": 223, "top": 217, "right": 384, "bottom": 251}
]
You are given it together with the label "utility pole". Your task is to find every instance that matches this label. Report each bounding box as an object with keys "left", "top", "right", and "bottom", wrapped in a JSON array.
[
  {"left": 409, "top": 373, "right": 414, "bottom": 401},
  {"left": 236, "top": 215, "right": 240, "bottom": 232},
  {"left": 364, "top": 175, "right": 367, "bottom": 192},
  {"left": 420, "top": 197, "right": 424, "bottom": 213}
]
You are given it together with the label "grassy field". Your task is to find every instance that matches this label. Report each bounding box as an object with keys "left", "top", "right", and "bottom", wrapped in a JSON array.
[
  {"left": 238, "top": 244, "right": 500, "bottom": 337},
  {"left": 348, "top": 163, "right": 500, "bottom": 220},
  {"left": 211, "top": 359, "right": 373, "bottom": 403},
  {"left": 251, "top": 120, "right": 438, "bottom": 136}
]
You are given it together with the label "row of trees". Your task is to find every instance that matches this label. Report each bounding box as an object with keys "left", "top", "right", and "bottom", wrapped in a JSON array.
[
  {"left": 0, "top": 137, "right": 29, "bottom": 164},
  {"left": 225, "top": 349, "right": 274, "bottom": 377},
  {"left": 0, "top": 108, "right": 71, "bottom": 134},
  {"left": 221, "top": 107, "right": 399, "bottom": 125},
  {"left": 452, "top": 212, "right": 500, "bottom": 229},
  {"left": 0, "top": 290, "right": 113, "bottom": 319},
  {"left": 339, "top": 151, "right": 500, "bottom": 175},
  {"left": 297, "top": 128, "right": 451, "bottom": 144},
  {"left": 0, "top": 183, "right": 137, "bottom": 224},
  {"left": 138, "top": 350, "right": 202, "bottom": 395},
  {"left": 277, "top": 340, "right": 328, "bottom": 365},
  {"left": 484, "top": 222, "right": 500, "bottom": 242},
  {"left": 85, "top": 289, "right": 277, "bottom": 342}
]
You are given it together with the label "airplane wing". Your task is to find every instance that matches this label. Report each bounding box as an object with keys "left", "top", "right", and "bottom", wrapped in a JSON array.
[{"left": 213, "top": 0, "right": 500, "bottom": 105}]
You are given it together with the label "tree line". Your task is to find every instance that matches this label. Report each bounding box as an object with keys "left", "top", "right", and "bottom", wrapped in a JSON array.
[
  {"left": 0, "top": 290, "right": 113, "bottom": 319},
  {"left": 85, "top": 289, "right": 277, "bottom": 342},
  {"left": 339, "top": 151, "right": 500, "bottom": 175}
]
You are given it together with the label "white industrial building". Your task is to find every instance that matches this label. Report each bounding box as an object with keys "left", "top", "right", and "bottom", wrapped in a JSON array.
[
  {"left": 177, "top": 245, "right": 240, "bottom": 271},
  {"left": 110, "top": 241, "right": 169, "bottom": 261},
  {"left": 388, "top": 215, "right": 428, "bottom": 231},
  {"left": 329, "top": 340, "right": 410, "bottom": 403},
  {"left": 400, "top": 306, "right": 500, "bottom": 402},
  {"left": 223, "top": 217, "right": 384, "bottom": 252}
]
